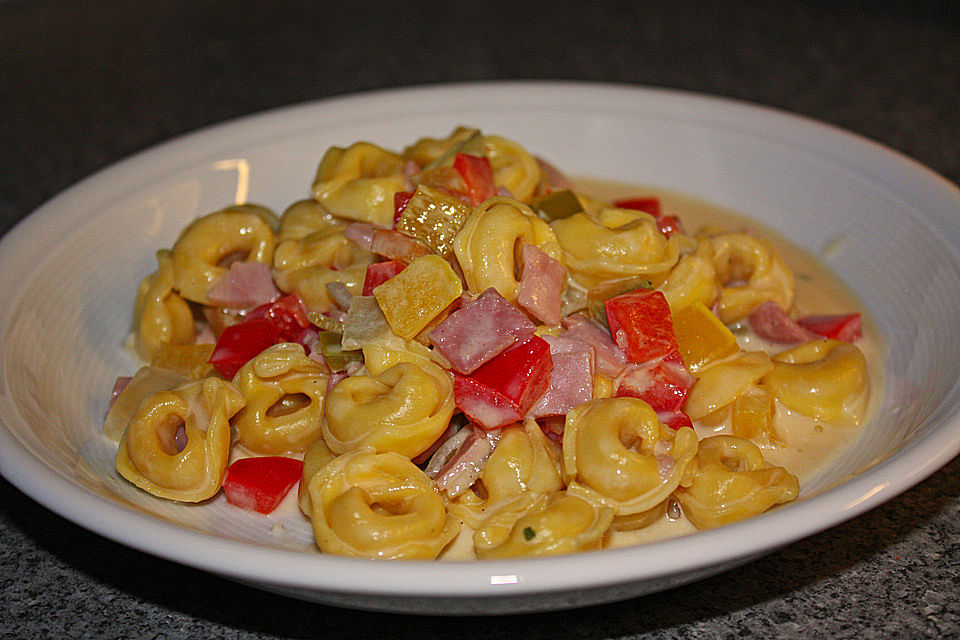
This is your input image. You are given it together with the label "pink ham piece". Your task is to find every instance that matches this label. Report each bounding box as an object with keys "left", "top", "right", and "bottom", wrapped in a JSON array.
[
  {"left": 748, "top": 300, "right": 818, "bottom": 344},
  {"left": 343, "top": 222, "right": 377, "bottom": 251},
  {"left": 527, "top": 335, "right": 595, "bottom": 418},
  {"left": 205, "top": 262, "right": 281, "bottom": 309},
  {"left": 560, "top": 313, "right": 628, "bottom": 377},
  {"left": 429, "top": 288, "right": 536, "bottom": 374},
  {"left": 430, "top": 426, "right": 500, "bottom": 498},
  {"left": 517, "top": 244, "right": 565, "bottom": 326}
]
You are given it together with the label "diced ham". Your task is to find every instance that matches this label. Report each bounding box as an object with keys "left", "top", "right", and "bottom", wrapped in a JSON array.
[
  {"left": 205, "top": 262, "right": 281, "bottom": 309},
  {"left": 431, "top": 426, "right": 501, "bottom": 498},
  {"left": 560, "top": 313, "right": 628, "bottom": 377},
  {"left": 430, "top": 288, "right": 536, "bottom": 374},
  {"left": 748, "top": 300, "right": 818, "bottom": 344},
  {"left": 517, "top": 244, "right": 565, "bottom": 326},
  {"left": 527, "top": 335, "right": 595, "bottom": 418},
  {"left": 403, "top": 160, "right": 420, "bottom": 191},
  {"left": 343, "top": 222, "right": 377, "bottom": 251}
]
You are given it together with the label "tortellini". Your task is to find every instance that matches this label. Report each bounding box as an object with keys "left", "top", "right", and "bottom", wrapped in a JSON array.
[
  {"left": 322, "top": 360, "right": 455, "bottom": 459},
  {"left": 115, "top": 377, "right": 244, "bottom": 502},
  {"left": 562, "top": 397, "right": 699, "bottom": 515},
  {"left": 171, "top": 204, "right": 278, "bottom": 305},
  {"left": 272, "top": 199, "right": 374, "bottom": 312},
  {"left": 684, "top": 351, "right": 773, "bottom": 420},
  {"left": 551, "top": 207, "right": 680, "bottom": 288},
  {"left": 311, "top": 142, "right": 406, "bottom": 227},
  {"left": 231, "top": 343, "right": 330, "bottom": 455},
  {"left": 763, "top": 339, "right": 869, "bottom": 424},
  {"left": 453, "top": 196, "right": 563, "bottom": 301},
  {"left": 704, "top": 233, "right": 794, "bottom": 324},
  {"left": 482, "top": 134, "right": 542, "bottom": 203},
  {"left": 673, "top": 435, "right": 799, "bottom": 529},
  {"left": 133, "top": 249, "right": 195, "bottom": 360},
  {"left": 475, "top": 491, "right": 613, "bottom": 559},
  {"left": 450, "top": 419, "right": 563, "bottom": 529},
  {"left": 308, "top": 449, "right": 460, "bottom": 559},
  {"left": 657, "top": 249, "right": 719, "bottom": 311}
]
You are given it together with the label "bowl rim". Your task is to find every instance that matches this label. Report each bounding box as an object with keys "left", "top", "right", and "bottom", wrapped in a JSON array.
[{"left": 1, "top": 80, "right": 959, "bottom": 601}]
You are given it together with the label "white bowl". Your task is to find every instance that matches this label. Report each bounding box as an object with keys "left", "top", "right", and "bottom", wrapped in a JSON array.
[{"left": 1, "top": 82, "right": 958, "bottom": 615}]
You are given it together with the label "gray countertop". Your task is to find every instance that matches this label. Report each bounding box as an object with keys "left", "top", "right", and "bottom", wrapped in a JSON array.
[{"left": 1, "top": 2, "right": 958, "bottom": 638}]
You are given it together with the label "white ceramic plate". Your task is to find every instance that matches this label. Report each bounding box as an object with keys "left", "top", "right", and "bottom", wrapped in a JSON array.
[{"left": 1, "top": 82, "right": 959, "bottom": 615}]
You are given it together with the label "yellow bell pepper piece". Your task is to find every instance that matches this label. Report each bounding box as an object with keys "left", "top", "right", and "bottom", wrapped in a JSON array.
[
  {"left": 373, "top": 255, "right": 463, "bottom": 340},
  {"left": 672, "top": 301, "right": 739, "bottom": 373},
  {"left": 733, "top": 386, "right": 779, "bottom": 444}
]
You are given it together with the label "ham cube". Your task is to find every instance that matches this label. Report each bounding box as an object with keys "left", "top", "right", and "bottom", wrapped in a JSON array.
[
  {"left": 748, "top": 300, "right": 817, "bottom": 344},
  {"left": 517, "top": 244, "right": 565, "bottom": 326},
  {"left": 453, "top": 335, "right": 553, "bottom": 430},
  {"left": 560, "top": 313, "right": 628, "bottom": 377},
  {"left": 605, "top": 289, "right": 679, "bottom": 363},
  {"left": 430, "top": 288, "right": 536, "bottom": 374},
  {"left": 205, "top": 261, "right": 281, "bottom": 310},
  {"left": 527, "top": 335, "right": 595, "bottom": 418},
  {"left": 615, "top": 351, "right": 695, "bottom": 414}
]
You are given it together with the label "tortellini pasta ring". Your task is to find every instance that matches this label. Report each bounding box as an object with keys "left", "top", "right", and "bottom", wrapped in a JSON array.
[
  {"left": 230, "top": 343, "right": 331, "bottom": 455},
  {"left": 133, "top": 249, "right": 195, "bottom": 360},
  {"left": 562, "top": 397, "right": 699, "bottom": 515},
  {"left": 115, "top": 377, "right": 244, "bottom": 502},
  {"left": 449, "top": 419, "right": 563, "bottom": 529},
  {"left": 482, "top": 134, "right": 542, "bottom": 203},
  {"left": 673, "top": 435, "right": 799, "bottom": 529},
  {"left": 763, "top": 339, "right": 869, "bottom": 424},
  {"left": 308, "top": 448, "right": 460, "bottom": 559},
  {"left": 170, "top": 205, "right": 277, "bottom": 305},
  {"left": 453, "top": 196, "right": 563, "bottom": 301},
  {"left": 311, "top": 141, "right": 406, "bottom": 227},
  {"left": 684, "top": 351, "right": 774, "bottom": 420},
  {"left": 323, "top": 360, "right": 455, "bottom": 459},
  {"left": 706, "top": 233, "right": 794, "bottom": 324},
  {"left": 474, "top": 490, "right": 613, "bottom": 559},
  {"left": 551, "top": 208, "right": 681, "bottom": 289}
]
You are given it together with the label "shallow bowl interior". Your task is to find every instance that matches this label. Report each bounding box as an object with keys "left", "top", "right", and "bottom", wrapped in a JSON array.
[{"left": 1, "top": 82, "right": 959, "bottom": 614}]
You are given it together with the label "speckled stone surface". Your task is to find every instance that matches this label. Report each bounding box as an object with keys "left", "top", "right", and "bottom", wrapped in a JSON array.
[{"left": 1, "top": 1, "right": 958, "bottom": 638}]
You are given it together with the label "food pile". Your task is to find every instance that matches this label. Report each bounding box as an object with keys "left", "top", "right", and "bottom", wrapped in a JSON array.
[{"left": 106, "top": 127, "right": 870, "bottom": 559}]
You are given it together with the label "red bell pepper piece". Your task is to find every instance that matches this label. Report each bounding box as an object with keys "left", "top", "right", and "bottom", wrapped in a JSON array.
[
  {"left": 657, "top": 409, "right": 693, "bottom": 431},
  {"left": 605, "top": 289, "right": 679, "bottom": 364},
  {"left": 222, "top": 456, "right": 304, "bottom": 514},
  {"left": 797, "top": 313, "right": 862, "bottom": 343},
  {"left": 209, "top": 320, "right": 281, "bottom": 379},
  {"left": 362, "top": 260, "right": 407, "bottom": 296},
  {"left": 245, "top": 293, "right": 312, "bottom": 339},
  {"left": 393, "top": 190, "right": 414, "bottom": 227},
  {"left": 614, "top": 197, "right": 684, "bottom": 237},
  {"left": 614, "top": 197, "right": 661, "bottom": 217},
  {"left": 615, "top": 351, "right": 695, "bottom": 414},
  {"left": 453, "top": 153, "right": 496, "bottom": 205},
  {"left": 209, "top": 294, "right": 313, "bottom": 378},
  {"left": 453, "top": 335, "right": 553, "bottom": 430}
]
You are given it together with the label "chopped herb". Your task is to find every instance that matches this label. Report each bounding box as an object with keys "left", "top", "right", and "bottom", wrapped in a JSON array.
[{"left": 522, "top": 526, "right": 536, "bottom": 541}]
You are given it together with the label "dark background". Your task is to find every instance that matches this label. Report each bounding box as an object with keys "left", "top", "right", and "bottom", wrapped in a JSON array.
[{"left": 1, "top": 1, "right": 958, "bottom": 638}]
